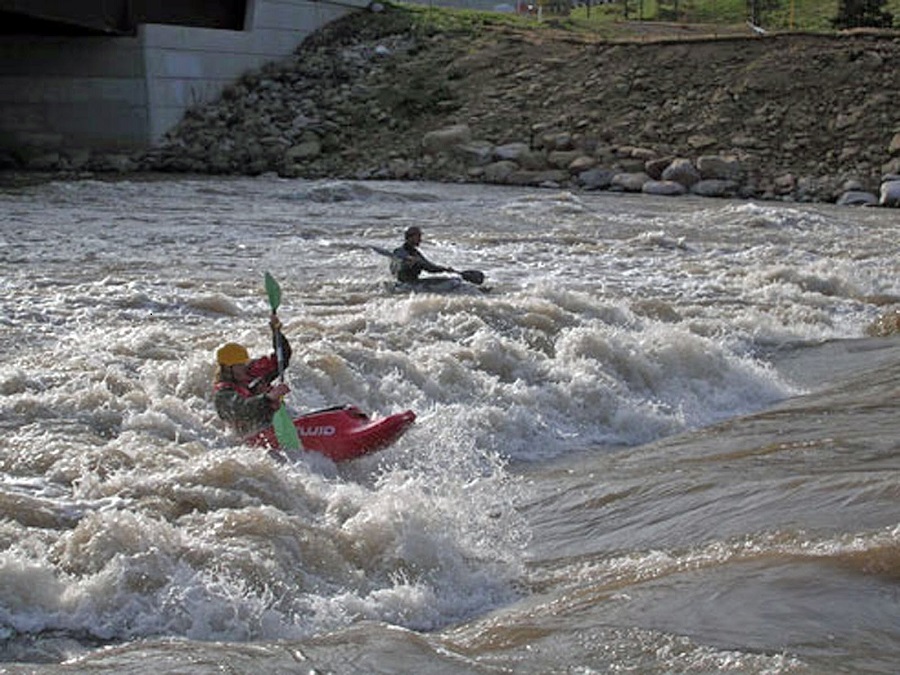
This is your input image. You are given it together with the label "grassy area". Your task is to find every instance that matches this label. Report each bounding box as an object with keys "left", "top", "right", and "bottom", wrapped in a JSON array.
[
  {"left": 396, "top": 0, "right": 899, "bottom": 36},
  {"left": 396, "top": 2, "right": 542, "bottom": 36},
  {"left": 568, "top": 0, "right": 900, "bottom": 32}
]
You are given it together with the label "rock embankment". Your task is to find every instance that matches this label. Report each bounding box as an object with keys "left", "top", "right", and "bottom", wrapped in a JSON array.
[
  {"left": 142, "top": 7, "right": 900, "bottom": 206},
  {"left": 28, "top": 7, "right": 900, "bottom": 206}
]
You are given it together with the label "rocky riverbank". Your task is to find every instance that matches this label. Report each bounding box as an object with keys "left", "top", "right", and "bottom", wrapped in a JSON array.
[{"left": 10, "top": 5, "right": 900, "bottom": 206}]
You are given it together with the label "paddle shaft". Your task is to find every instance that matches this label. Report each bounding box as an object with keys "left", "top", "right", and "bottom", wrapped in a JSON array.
[
  {"left": 264, "top": 272, "right": 301, "bottom": 451},
  {"left": 273, "top": 323, "right": 286, "bottom": 383},
  {"left": 265, "top": 272, "right": 287, "bottom": 382}
]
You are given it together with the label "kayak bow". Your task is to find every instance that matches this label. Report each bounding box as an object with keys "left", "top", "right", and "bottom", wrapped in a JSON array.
[{"left": 246, "top": 405, "right": 416, "bottom": 462}]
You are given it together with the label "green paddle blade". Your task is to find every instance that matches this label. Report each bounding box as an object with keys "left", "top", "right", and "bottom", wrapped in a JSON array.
[
  {"left": 272, "top": 403, "right": 301, "bottom": 450},
  {"left": 264, "top": 272, "right": 282, "bottom": 312}
]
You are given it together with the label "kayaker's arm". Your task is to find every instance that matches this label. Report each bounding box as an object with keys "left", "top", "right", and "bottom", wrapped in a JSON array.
[
  {"left": 273, "top": 332, "right": 292, "bottom": 369},
  {"left": 392, "top": 245, "right": 452, "bottom": 281},
  {"left": 415, "top": 251, "right": 452, "bottom": 274},
  {"left": 268, "top": 314, "right": 292, "bottom": 367},
  {"left": 248, "top": 346, "right": 292, "bottom": 391},
  {"left": 268, "top": 312, "right": 292, "bottom": 374}
]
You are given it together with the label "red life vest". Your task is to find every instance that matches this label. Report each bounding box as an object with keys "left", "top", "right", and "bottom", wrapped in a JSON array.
[
  {"left": 215, "top": 355, "right": 279, "bottom": 398},
  {"left": 214, "top": 380, "right": 252, "bottom": 398},
  {"left": 247, "top": 355, "right": 277, "bottom": 381}
]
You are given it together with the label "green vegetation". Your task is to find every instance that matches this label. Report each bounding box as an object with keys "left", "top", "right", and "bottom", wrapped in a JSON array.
[
  {"left": 394, "top": 0, "right": 899, "bottom": 36},
  {"left": 566, "top": 0, "right": 899, "bottom": 31},
  {"left": 831, "top": 0, "right": 895, "bottom": 28},
  {"left": 399, "top": 2, "right": 537, "bottom": 35}
]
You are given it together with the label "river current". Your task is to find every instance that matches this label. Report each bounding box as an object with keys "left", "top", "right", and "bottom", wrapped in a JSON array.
[{"left": 1, "top": 176, "right": 898, "bottom": 673}]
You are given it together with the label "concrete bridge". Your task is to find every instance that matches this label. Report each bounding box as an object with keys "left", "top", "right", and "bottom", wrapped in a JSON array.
[{"left": 0, "top": 0, "right": 370, "bottom": 164}]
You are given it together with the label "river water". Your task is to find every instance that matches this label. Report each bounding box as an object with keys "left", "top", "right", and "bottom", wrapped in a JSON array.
[{"left": 1, "top": 176, "right": 898, "bottom": 674}]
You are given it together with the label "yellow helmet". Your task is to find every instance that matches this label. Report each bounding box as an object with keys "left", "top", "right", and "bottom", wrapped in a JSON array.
[{"left": 216, "top": 342, "right": 250, "bottom": 366}]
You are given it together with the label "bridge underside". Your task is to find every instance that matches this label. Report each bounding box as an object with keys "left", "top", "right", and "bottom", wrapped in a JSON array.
[{"left": 0, "top": 0, "right": 247, "bottom": 36}]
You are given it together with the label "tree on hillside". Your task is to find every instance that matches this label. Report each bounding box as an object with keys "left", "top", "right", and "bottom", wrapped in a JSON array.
[
  {"left": 747, "top": 0, "right": 783, "bottom": 27},
  {"left": 657, "top": 0, "right": 682, "bottom": 21},
  {"left": 832, "top": 0, "right": 894, "bottom": 28},
  {"left": 621, "top": 0, "right": 656, "bottom": 21}
]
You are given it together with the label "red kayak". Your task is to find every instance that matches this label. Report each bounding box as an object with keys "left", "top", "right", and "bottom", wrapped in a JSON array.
[{"left": 246, "top": 405, "right": 416, "bottom": 462}]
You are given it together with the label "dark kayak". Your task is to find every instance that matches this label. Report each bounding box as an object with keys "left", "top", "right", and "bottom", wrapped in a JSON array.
[
  {"left": 390, "top": 277, "right": 490, "bottom": 294},
  {"left": 392, "top": 277, "right": 463, "bottom": 293}
]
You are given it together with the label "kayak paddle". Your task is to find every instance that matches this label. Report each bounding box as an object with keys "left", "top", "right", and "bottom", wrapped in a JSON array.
[
  {"left": 264, "top": 272, "right": 302, "bottom": 451},
  {"left": 456, "top": 269, "right": 485, "bottom": 285},
  {"left": 265, "top": 271, "right": 285, "bottom": 376},
  {"left": 369, "top": 245, "right": 485, "bottom": 286}
]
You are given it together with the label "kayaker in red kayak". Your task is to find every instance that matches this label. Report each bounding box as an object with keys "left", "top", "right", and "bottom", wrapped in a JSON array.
[{"left": 213, "top": 314, "right": 291, "bottom": 435}]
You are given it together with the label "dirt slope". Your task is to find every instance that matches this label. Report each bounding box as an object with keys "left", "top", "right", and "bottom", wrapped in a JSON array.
[{"left": 150, "top": 7, "right": 900, "bottom": 200}]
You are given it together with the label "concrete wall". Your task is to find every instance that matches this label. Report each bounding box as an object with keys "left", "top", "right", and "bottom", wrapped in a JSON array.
[
  {"left": 0, "top": 33, "right": 142, "bottom": 154},
  {"left": 142, "top": 0, "right": 364, "bottom": 143},
  {"left": 0, "top": 0, "right": 368, "bottom": 159}
]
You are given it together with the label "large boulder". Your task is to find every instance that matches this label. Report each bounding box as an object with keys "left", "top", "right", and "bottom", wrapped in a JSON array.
[
  {"left": 836, "top": 190, "right": 878, "bottom": 206},
  {"left": 517, "top": 149, "right": 550, "bottom": 171},
  {"left": 611, "top": 172, "right": 650, "bottom": 192},
  {"left": 879, "top": 179, "right": 900, "bottom": 207},
  {"left": 494, "top": 142, "right": 530, "bottom": 162},
  {"left": 662, "top": 158, "right": 701, "bottom": 188},
  {"left": 456, "top": 140, "right": 494, "bottom": 166},
  {"left": 643, "top": 180, "right": 687, "bottom": 196},
  {"left": 691, "top": 179, "right": 739, "bottom": 198},
  {"left": 697, "top": 154, "right": 742, "bottom": 181},
  {"left": 568, "top": 155, "right": 597, "bottom": 173},
  {"left": 577, "top": 167, "right": 615, "bottom": 190},
  {"left": 645, "top": 156, "right": 674, "bottom": 180},
  {"left": 483, "top": 160, "right": 518, "bottom": 183},
  {"left": 889, "top": 132, "right": 900, "bottom": 156},
  {"left": 548, "top": 150, "right": 582, "bottom": 170}
]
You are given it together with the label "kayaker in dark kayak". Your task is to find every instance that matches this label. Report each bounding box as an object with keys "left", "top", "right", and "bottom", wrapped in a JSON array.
[
  {"left": 391, "top": 226, "right": 456, "bottom": 283},
  {"left": 213, "top": 314, "right": 291, "bottom": 435}
]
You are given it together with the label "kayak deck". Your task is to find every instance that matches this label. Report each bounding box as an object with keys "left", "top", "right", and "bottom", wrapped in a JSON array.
[
  {"left": 389, "top": 278, "right": 490, "bottom": 295},
  {"left": 391, "top": 277, "right": 462, "bottom": 294},
  {"left": 246, "top": 404, "right": 416, "bottom": 462}
]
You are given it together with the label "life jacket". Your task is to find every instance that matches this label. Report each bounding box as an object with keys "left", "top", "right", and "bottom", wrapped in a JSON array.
[
  {"left": 214, "top": 380, "right": 252, "bottom": 398},
  {"left": 247, "top": 355, "right": 277, "bottom": 381},
  {"left": 392, "top": 244, "right": 422, "bottom": 282},
  {"left": 215, "top": 355, "right": 278, "bottom": 398},
  {"left": 213, "top": 379, "right": 275, "bottom": 437}
]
